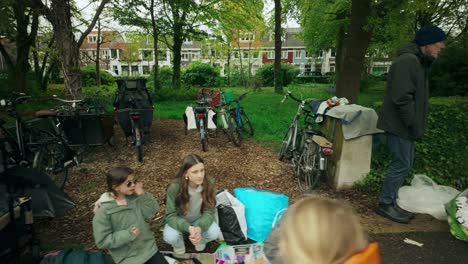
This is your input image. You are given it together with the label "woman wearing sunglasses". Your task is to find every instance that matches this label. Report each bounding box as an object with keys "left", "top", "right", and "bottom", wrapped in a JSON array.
[
  {"left": 163, "top": 154, "right": 220, "bottom": 255},
  {"left": 92, "top": 166, "right": 168, "bottom": 264}
]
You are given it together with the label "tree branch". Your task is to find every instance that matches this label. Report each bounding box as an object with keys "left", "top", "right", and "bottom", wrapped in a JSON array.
[{"left": 78, "top": 0, "right": 111, "bottom": 47}]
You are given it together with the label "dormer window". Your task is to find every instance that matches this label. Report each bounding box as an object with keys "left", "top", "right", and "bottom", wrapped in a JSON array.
[
  {"left": 240, "top": 32, "right": 255, "bottom": 42},
  {"left": 87, "top": 35, "right": 102, "bottom": 43}
]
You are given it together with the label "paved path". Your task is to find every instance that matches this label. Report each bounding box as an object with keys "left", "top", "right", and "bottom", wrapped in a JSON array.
[{"left": 371, "top": 231, "right": 467, "bottom": 264}]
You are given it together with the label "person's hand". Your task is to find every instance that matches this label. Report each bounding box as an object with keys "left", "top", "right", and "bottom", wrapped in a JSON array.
[
  {"left": 131, "top": 226, "right": 140, "bottom": 237},
  {"left": 134, "top": 182, "right": 144, "bottom": 195},
  {"left": 188, "top": 226, "right": 202, "bottom": 245}
]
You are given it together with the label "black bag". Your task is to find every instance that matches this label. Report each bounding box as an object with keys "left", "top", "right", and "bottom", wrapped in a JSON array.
[
  {"left": 40, "top": 249, "right": 106, "bottom": 264},
  {"left": 217, "top": 204, "right": 246, "bottom": 245}
]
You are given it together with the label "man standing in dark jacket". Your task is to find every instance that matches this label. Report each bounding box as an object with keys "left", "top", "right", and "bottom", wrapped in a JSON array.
[{"left": 376, "top": 25, "right": 446, "bottom": 223}]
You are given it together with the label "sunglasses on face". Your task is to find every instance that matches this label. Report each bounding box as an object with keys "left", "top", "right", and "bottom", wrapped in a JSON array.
[{"left": 125, "top": 180, "right": 136, "bottom": 188}]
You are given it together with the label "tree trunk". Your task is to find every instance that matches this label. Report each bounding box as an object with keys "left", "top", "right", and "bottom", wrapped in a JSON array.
[
  {"left": 335, "top": 0, "right": 372, "bottom": 103},
  {"left": 172, "top": 25, "right": 183, "bottom": 89},
  {"left": 46, "top": 0, "right": 81, "bottom": 98},
  {"left": 0, "top": 0, "right": 39, "bottom": 93},
  {"left": 274, "top": 0, "right": 283, "bottom": 93},
  {"left": 96, "top": 19, "right": 101, "bottom": 88},
  {"left": 334, "top": 27, "right": 346, "bottom": 83},
  {"left": 150, "top": 0, "right": 160, "bottom": 91}
]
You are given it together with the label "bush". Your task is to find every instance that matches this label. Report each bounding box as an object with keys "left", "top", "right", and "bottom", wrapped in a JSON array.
[
  {"left": 182, "top": 62, "right": 220, "bottom": 87},
  {"left": 82, "top": 84, "right": 117, "bottom": 112},
  {"left": 81, "top": 65, "right": 115, "bottom": 87},
  {"left": 255, "top": 63, "right": 300, "bottom": 87},
  {"left": 430, "top": 35, "right": 468, "bottom": 96},
  {"left": 152, "top": 87, "right": 199, "bottom": 102},
  {"left": 147, "top": 66, "right": 173, "bottom": 90},
  {"left": 356, "top": 97, "right": 468, "bottom": 192}
]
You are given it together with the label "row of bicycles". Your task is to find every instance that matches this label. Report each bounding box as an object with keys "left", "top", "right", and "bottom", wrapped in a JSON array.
[
  {"left": 185, "top": 90, "right": 254, "bottom": 152},
  {"left": 0, "top": 93, "right": 114, "bottom": 190}
]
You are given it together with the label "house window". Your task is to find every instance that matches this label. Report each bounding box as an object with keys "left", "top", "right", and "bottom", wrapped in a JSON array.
[
  {"left": 267, "top": 50, "right": 274, "bottom": 59},
  {"left": 181, "top": 52, "right": 189, "bottom": 61},
  {"left": 305, "top": 51, "right": 312, "bottom": 58},
  {"left": 158, "top": 51, "right": 167, "bottom": 60},
  {"left": 122, "top": 66, "right": 129, "bottom": 75},
  {"left": 88, "top": 35, "right": 98, "bottom": 43},
  {"left": 281, "top": 50, "right": 288, "bottom": 59},
  {"left": 191, "top": 52, "right": 199, "bottom": 60},
  {"left": 243, "top": 51, "right": 249, "bottom": 59},
  {"left": 111, "top": 49, "right": 118, "bottom": 59},
  {"left": 252, "top": 51, "right": 260, "bottom": 58},
  {"left": 142, "top": 50, "right": 153, "bottom": 61},
  {"left": 329, "top": 66, "right": 335, "bottom": 72},
  {"left": 295, "top": 50, "right": 302, "bottom": 59},
  {"left": 240, "top": 32, "right": 255, "bottom": 42},
  {"left": 143, "top": 66, "right": 150, "bottom": 75},
  {"left": 234, "top": 51, "right": 239, "bottom": 58},
  {"left": 131, "top": 65, "right": 139, "bottom": 75},
  {"left": 113, "top": 65, "right": 119, "bottom": 75},
  {"left": 331, "top": 49, "right": 336, "bottom": 57}
]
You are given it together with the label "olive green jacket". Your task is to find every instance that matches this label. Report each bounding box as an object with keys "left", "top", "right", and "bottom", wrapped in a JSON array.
[
  {"left": 164, "top": 179, "right": 216, "bottom": 233},
  {"left": 92, "top": 192, "right": 159, "bottom": 264},
  {"left": 377, "top": 42, "right": 432, "bottom": 141}
]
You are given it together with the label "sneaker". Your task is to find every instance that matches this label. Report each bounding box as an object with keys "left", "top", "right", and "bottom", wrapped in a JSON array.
[
  {"left": 376, "top": 204, "right": 410, "bottom": 224},
  {"left": 195, "top": 243, "right": 206, "bottom": 252},
  {"left": 395, "top": 204, "right": 415, "bottom": 219},
  {"left": 173, "top": 245, "right": 185, "bottom": 255}
]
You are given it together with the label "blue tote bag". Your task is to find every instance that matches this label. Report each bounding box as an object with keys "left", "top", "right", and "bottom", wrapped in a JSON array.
[{"left": 234, "top": 187, "right": 288, "bottom": 242}]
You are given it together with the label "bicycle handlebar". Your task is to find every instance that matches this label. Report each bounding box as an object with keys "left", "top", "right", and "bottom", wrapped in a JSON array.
[
  {"left": 0, "top": 93, "right": 32, "bottom": 107},
  {"left": 281, "top": 91, "right": 315, "bottom": 104}
]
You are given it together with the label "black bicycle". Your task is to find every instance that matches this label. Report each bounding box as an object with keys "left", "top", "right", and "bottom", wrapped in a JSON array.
[
  {"left": 0, "top": 94, "right": 74, "bottom": 189},
  {"left": 279, "top": 91, "right": 334, "bottom": 192}
]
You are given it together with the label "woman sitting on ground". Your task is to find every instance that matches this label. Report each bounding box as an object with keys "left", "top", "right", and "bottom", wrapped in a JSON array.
[
  {"left": 163, "top": 154, "right": 220, "bottom": 255},
  {"left": 279, "top": 196, "right": 381, "bottom": 264}
]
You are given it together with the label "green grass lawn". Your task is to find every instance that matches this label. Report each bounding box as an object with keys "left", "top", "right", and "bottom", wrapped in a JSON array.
[{"left": 155, "top": 82, "right": 385, "bottom": 147}]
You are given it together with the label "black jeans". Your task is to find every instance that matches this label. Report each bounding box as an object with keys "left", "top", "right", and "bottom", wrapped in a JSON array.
[{"left": 144, "top": 251, "right": 168, "bottom": 264}]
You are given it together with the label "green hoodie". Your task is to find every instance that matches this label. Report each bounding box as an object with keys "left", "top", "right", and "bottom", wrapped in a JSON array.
[
  {"left": 92, "top": 192, "right": 159, "bottom": 264},
  {"left": 377, "top": 42, "right": 432, "bottom": 141},
  {"left": 164, "top": 179, "right": 216, "bottom": 233}
]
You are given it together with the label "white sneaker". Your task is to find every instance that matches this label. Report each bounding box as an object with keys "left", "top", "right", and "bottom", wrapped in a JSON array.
[
  {"left": 195, "top": 243, "right": 206, "bottom": 252},
  {"left": 173, "top": 245, "right": 186, "bottom": 256}
]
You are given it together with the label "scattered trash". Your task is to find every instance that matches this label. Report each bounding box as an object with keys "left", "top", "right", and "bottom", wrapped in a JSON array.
[
  {"left": 397, "top": 174, "right": 459, "bottom": 220},
  {"left": 403, "top": 238, "right": 424, "bottom": 247}
]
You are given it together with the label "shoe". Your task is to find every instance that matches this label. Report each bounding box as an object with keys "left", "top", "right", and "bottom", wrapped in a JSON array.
[
  {"left": 395, "top": 204, "right": 415, "bottom": 219},
  {"left": 194, "top": 243, "right": 206, "bottom": 252},
  {"left": 173, "top": 245, "right": 185, "bottom": 255},
  {"left": 376, "top": 204, "right": 410, "bottom": 224}
]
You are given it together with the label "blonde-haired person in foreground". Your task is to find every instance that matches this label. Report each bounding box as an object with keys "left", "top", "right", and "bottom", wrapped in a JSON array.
[{"left": 279, "top": 197, "right": 381, "bottom": 264}]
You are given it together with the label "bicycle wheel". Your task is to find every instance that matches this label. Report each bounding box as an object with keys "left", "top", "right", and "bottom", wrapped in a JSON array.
[
  {"left": 200, "top": 130, "right": 208, "bottom": 152},
  {"left": 239, "top": 109, "right": 254, "bottom": 136},
  {"left": 278, "top": 126, "right": 295, "bottom": 161},
  {"left": 134, "top": 125, "right": 143, "bottom": 162},
  {"left": 296, "top": 141, "right": 321, "bottom": 192},
  {"left": 228, "top": 114, "right": 242, "bottom": 147},
  {"left": 33, "top": 143, "right": 69, "bottom": 190}
]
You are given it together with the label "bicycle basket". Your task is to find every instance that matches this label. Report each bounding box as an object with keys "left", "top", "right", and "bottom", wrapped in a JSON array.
[
  {"left": 58, "top": 113, "right": 114, "bottom": 146},
  {"left": 222, "top": 90, "right": 234, "bottom": 104},
  {"left": 197, "top": 88, "right": 221, "bottom": 107}
]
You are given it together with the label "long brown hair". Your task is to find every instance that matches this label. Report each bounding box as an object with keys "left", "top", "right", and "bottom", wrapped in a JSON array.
[{"left": 172, "top": 154, "right": 215, "bottom": 215}]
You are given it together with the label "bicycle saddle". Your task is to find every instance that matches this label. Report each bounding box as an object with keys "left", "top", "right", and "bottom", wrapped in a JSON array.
[{"left": 35, "top": 109, "right": 57, "bottom": 117}]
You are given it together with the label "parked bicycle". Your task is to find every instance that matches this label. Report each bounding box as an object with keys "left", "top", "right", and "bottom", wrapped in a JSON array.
[
  {"left": 278, "top": 91, "right": 334, "bottom": 192},
  {"left": 0, "top": 93, "right": 75, "bottom": 189},
  {"left": 227, "top": 93, "right": 254, "bottom": 137},
  {"left": 117, "top": 98, "right": 152, "bottom": 162},
  {"left": 217, "top": 100, "right": 241, "bottom": 147}
]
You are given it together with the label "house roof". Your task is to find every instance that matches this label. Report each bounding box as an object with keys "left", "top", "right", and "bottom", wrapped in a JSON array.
[
  {"left": 261, "top": 28, "right": 305, "bottom": 48},
  {"left": 80, "top": 31, "right": 126, "bottom": 49}
]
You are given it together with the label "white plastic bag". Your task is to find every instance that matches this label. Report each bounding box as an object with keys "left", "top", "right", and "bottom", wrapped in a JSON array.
[{"left": 397, "top": 174, "right": 460, "bottom": 220}]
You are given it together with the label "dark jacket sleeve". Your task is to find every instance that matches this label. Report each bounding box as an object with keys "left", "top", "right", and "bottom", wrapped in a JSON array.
[{"left": 389, "top": 54, "right": 418, "bottom": 127}]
